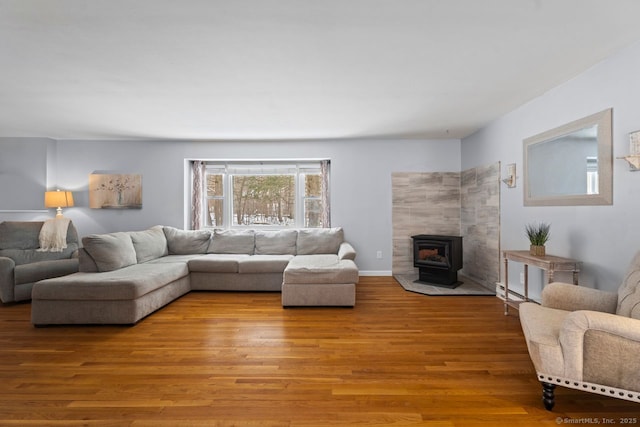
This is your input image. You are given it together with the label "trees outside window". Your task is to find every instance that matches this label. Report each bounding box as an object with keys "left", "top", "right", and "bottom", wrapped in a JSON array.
[
  {"left": 232, "top": 175, "right": 295, "bottom": 226},
  {"left": 205, "top": 173, "right": 224, "bottom": 227},
  {"left": 304, "top": 174, "right": 322, "bottom": 227}
]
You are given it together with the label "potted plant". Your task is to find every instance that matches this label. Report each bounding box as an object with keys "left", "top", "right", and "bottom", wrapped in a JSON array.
[{"left": 525, "top": 222, "right": 550, "bottom": 256}]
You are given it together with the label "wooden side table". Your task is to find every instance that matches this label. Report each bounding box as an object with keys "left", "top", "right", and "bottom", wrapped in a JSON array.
[{"left": 501, "top": 250, "right": 581, "bottom": 315}]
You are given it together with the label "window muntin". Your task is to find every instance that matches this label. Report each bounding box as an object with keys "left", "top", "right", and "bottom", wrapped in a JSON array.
[{"left": 203, "top": 162, "right": 325, "bottom": 229}]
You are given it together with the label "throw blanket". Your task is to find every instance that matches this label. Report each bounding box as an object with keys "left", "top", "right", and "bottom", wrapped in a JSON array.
[{"left": 37, "top": 218, "right": 70, "bottom": 252}]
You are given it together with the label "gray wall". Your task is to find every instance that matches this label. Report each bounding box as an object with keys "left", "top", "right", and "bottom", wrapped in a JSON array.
[
  {"left": 0, "top": 138, "right": 50, "bottom": 210},
  {"left": 0, "top": 138, "right": 461, "bottom": 274},
  {"left": 462, "top": 40, "right": 640, "bottom": 296}
]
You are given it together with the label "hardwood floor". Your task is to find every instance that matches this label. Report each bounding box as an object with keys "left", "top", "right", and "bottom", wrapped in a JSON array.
[{"left": 1, "top": 276, "right": 638, "bottom": 426}]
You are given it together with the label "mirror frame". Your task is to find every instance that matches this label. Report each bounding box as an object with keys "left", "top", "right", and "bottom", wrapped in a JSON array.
[{"left": 523, "top": 108, "right": 612, "bottom": 206}]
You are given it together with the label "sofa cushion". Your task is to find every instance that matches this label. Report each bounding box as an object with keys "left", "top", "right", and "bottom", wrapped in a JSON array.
[
  {"left": 284, "top": 254, "right": 359, "bottom": 284},
  {"left": 0, "top": 221, "right": 79, "bottom": 250},
  {"left": 188, "top": 254, "right": 250, "bottom": 273},
  {"left": 208, "top": 229, "right": 255, "bottom": 254},
  {"left": 0, "top": 221, "right": 79, "bottom": 265},
  {"left": 146, "top": 254, "right": 205, "bottom": 264},
  {"left": 129, "top": 226, "right": 169, "bottom": 263},
  {"left": 82, "top": 232, "right": 137, "bottom": 272},
  {"left": 78, "top": 248, "right": 98, "bottom": 272},
  {"left": 296, "top": 227, "right": 344, "bottom": 255},
  {"left": 254, "top": 230, "right": 297, "bottom": 255},
  {"left": 163, "top": 227, "right": 211, "bottom": 255},
  {"left": 238, "top": 255, "right": 294, "bottom": 274},
  {"left": 0, "top": 221, "right": 43, "bottom": 249},
  {"left": 33, "top": 263, "right": 189, "bottom": 301}
]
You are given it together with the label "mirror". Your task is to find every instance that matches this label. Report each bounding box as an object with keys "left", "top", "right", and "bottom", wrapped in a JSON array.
[{"left": 524, "top": 108, "right": 612, "bottom": 206}]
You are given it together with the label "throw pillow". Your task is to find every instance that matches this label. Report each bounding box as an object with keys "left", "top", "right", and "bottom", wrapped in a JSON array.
[{"left": 82, "top": 232, "right": 137, "bottom": 272}]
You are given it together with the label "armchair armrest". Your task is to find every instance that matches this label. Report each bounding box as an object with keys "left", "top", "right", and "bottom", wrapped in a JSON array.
[
  {"left": 0, "top": 256, "right": 16, "bottom": 303},
  {"left": 338, "top": 242, "right": 356, "bottom": 261},
  {"left": 560, "top": 310, "right": 640, "bottom": 384},
  {"left": 542, "top": 282, "right": 617, "bottom": 313}
]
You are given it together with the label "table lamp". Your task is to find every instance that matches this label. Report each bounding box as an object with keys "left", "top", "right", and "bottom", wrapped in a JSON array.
[{"left": 44, "top": 190, "right": 74, "bottom": 218}]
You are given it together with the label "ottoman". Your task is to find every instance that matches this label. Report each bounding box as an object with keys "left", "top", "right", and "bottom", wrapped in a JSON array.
[{"left": 282, "top": 254, "right": 359, "bottom": 307}]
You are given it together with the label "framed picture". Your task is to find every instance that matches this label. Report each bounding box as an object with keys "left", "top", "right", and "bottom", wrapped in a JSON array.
[{"left": 89, "top": 173, "right": 142, "bottom": 209}]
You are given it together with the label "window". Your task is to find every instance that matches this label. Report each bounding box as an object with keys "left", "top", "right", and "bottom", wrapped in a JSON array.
[{"left": 200, "top": 161, "right": 329, "bottom": 229}]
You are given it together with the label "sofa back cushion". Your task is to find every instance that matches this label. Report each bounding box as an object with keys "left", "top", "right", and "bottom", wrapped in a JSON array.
[
  {"left": 208, "top": 229, "right": 255, "bottom": 254},
  {"left": 255, "top": 230, "right": 297, "bottom": 255},
  {"left": 296, "top": 227, "right": 344, "bottom": 255},
  {"left": 129, "top": 226, "right": 169, "bottom": 263},
  {"left": 82, "top": 232, "right": 138, "bottom": 272},
  {"left": 0, "top": 221, "right": 44, "bottom": 249},
  {"left": 163, "top": 227, "right": 211, "bottom": 255},
  {"left": 78, "top": 248, "right": 99, "bottom": 272},
  {"left": 0, "top": 221, "right": 79, "bottom": 265},
  {"left": 617, "top": 250, "right": 640, "bottom": 319},
  {"left": 0, "top": 221, "right": 79, "bottom": 248}
]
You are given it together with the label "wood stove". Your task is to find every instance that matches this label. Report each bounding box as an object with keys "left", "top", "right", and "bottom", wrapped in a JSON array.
[{"left": 411, "top": 234, "right": 463, "bottom": 288}]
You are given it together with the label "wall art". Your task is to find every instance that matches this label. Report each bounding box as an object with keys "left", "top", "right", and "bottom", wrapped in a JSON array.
[{"left": 89, "top": 173, "right": 142, "bottom": 209}]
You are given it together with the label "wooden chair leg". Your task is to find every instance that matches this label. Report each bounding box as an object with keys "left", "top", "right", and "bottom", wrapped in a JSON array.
[{"left": 542, "top": 382, "right": 556, "bottom": 411}]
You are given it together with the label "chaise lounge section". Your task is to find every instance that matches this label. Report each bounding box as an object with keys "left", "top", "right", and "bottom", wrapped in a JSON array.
[{"left": 31, "top": 226, "right": 358, "bottom": 325}]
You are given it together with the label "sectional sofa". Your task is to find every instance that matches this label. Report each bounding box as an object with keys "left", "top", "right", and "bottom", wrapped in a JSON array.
[{"left": 31, "top": 226, "right": 359, "bottom": 325}]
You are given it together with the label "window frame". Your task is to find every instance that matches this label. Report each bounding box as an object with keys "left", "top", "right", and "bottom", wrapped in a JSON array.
[{"left": 202, "top": 160, "right": 327, "bottom": 230}]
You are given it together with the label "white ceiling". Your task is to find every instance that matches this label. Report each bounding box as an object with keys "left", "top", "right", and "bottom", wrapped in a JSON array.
[{"left": 3, "top": 0, "right": 640, "bottom": 141}]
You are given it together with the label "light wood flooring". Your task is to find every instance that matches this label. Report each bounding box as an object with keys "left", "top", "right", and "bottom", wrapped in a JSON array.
[{"left": 1, "top": 276, "right": 638, "bottom": 426}]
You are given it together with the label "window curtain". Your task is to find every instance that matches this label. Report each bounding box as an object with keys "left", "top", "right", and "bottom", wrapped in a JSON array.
[
  {"left": 191, "top": 160, "right": 205, "bottom": 230},
  {"left": 320, "top": 160, "right": 331, "bottom": 228}
]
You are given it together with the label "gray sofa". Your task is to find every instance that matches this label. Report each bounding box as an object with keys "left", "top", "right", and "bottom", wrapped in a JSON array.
[
  {"left": 0, "top": 221, "right": 80, "bottom": 303},
  {"left": 31, "top": 226, "right": 358, "bottom": 325}
]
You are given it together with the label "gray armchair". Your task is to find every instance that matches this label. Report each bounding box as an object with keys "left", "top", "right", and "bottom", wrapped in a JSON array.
[
  {"left": 0, "top": 221, "right": 79, "bottom": 303},
  {"left": 519, "top": 251, "right": 640, "bottom": 410}
]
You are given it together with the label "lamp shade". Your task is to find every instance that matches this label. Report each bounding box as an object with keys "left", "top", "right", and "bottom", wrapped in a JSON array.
[{"left": 44, "top": 191, "right": 74, "bottom": 208}]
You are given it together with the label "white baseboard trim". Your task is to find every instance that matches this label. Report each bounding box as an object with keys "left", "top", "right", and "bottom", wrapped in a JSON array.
[
  {"left": 359, "top": 270, "right": 393, "bottom": 277},
  {"left": 495, "top": 282, "right": 526, "bottom": 301}
]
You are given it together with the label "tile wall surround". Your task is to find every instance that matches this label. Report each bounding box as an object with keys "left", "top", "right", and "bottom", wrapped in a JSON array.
[
  {"left": 391, "top": 163, "right": 500, "bottom": 289},
  {"left": 391, "top": 172, "right": 461, "bottom": 276},
  {"left": 460, "top": 163, "right": 501, "bottom": 288}
]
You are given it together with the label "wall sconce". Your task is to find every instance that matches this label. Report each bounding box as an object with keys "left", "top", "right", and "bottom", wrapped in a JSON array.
[
  {"left": 44, "top": 190, "right": 74, "bottom": 218},
  {"left": 617, "top": 130, "right": 640, "bottom": 171},
  {"left": 502, "top": 163, "right": 517, "bottom": 188}
]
